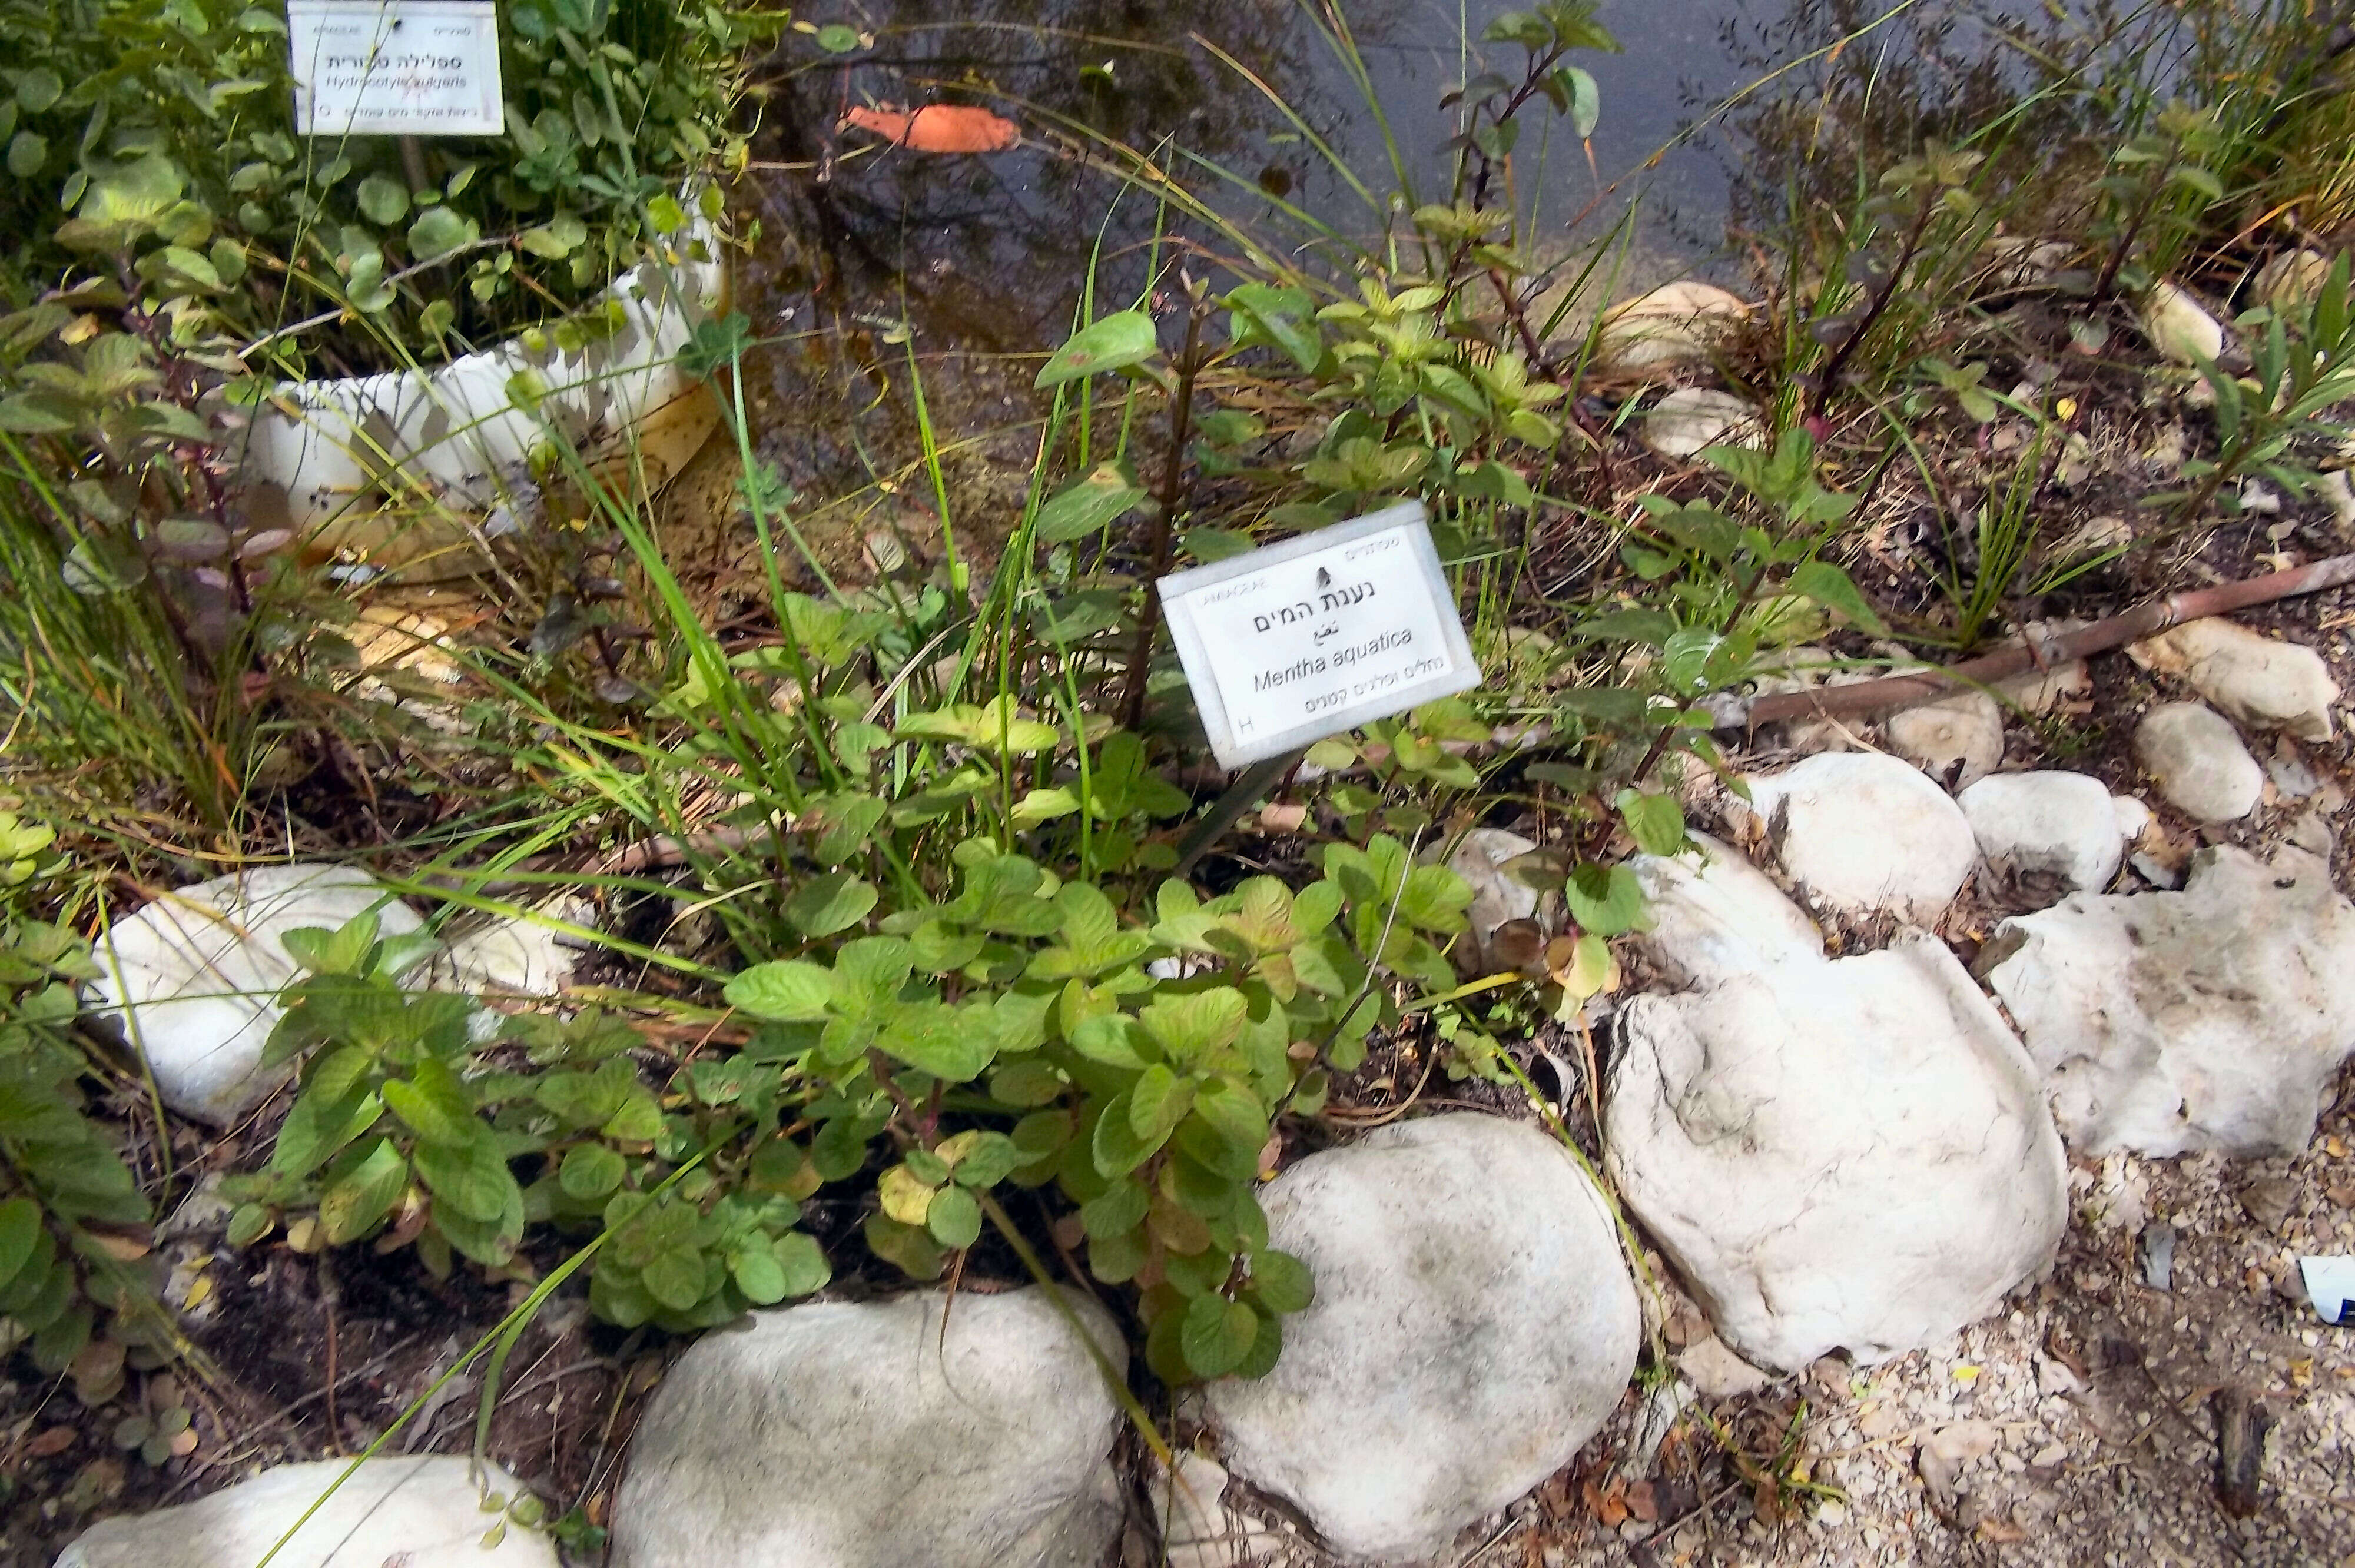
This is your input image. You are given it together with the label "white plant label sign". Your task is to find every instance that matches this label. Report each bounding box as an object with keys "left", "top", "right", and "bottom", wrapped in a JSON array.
[
  {"left": 1158, "top": 501, "right": 1481, "bottom": 770},
  {"left": 287, "top": 1, "right": 505, "bottom": 137}
]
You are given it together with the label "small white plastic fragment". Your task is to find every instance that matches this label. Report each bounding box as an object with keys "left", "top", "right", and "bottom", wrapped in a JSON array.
[{"left": 2299, "top": 1257, "right": 2355, "bottom": 1323}]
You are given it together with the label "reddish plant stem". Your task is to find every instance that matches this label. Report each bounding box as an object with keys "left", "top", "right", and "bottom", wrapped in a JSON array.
[{"left": 1117, "top": 287, "right": 1208, "bottom": 731}]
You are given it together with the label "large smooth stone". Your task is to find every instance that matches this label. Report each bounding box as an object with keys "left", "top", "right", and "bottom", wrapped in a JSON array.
[
  {"left": 1606, "top": 936, "right": 2067, "bottom": 1371},
  {"left": 88, "top": 865, "right": 424, "bottom": 1124},
  {"left": 1626, "top": 832, "right": 1824, "bottom": 988},
  {"left": 1979, "top": 846, "right": 2355, "bottom": 1157},
  {"left": 610, "top": 1289, "right": 1125, "bottom": 1568},
  {"left": 1957, "top": 771, "right": 2145, "bottom": 896},
  {"left": 431, "top": 896, "right": 597, "bottom": 998},
  {"left": 1733, "top": 752, "right": 1979, "bottom": 920},
  {"left": 2133, "top": 702, "right": 2263, "bottom": 822},
  {"left": 57, "top": 1456, "right": 554, "bottom": 1568},
  {"left": 1884, "top": 688, "right": 2004, "bottom": 790},
  {"left": 1588, "top": 281, "right": 1750, "bottom": 371},
  {"left": 1205, "top": 1115, "right": 1638, "bottom": 1564},
  {"left": 2141, "top": 280, "right": 2224, "bottom": 366},
  {"left": 2128, "top": 618, "right": 2337, "bottom": 742},
  {"left": 1443, "top": 828, "right": 1540, "bottom": 972},
  {"left": 1640, "top": 388, "right": 1760, "bottom": 459}
]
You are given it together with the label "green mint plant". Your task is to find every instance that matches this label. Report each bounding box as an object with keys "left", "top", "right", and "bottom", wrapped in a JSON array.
[{"left": 0, "top": 813, "right": 158, "bottom": 1386}]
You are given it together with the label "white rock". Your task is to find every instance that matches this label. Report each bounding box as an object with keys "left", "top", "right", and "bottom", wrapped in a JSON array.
[
  {"left": 2141, "top": 281, "right": 2225, "bottom": 366},
  {"left": 1205, "top": 1114, "right": 1639, "bottom": 1563},
  {"left": 1956, "top": 772, "right": 2140, "bottom": 895},
  {"left": 1733, "top": 752, "right": 1980, "bottom": 920},
  {"left": 1885, "top": 689, "right": 2005, "bottom": 790},
  {"left": 88, "top": 865, "right": 425, "bottom": 1125},
  {"left": 1678, "top": 1335, "right": 1774, "bottom": 1398},
  {"left": 2254, "top": 248, "right": 2333, "bottom": 313},
  {"left": 611, "top": 1289, "right": 1125, "bottom": 1568},
  {"left": 432, "top": 896, "right": 597, "bottom": 997},
  {"left": 1590, "top": 281, "right": 1750, "bottom": 371},
  {"left": 1606, "top": 935, "right": 2068, "bottom": 1372},
  {"left": 2133, "top": 702, "right": 2264, "bottom": 822},
  {"left": 1983, "top": 237, "right": 2074, "bottom": 290},
  {"left": 57, "top": 1456, "right": 552, "bottom": 1568},
  {"left": 1979, "top": 846, "right": 2355, "bottom": 1157},
  {"left": 1443, "top": 828, "right": 1541, "bottom": 972},
  {"left": 1149, "top": 1451, "right": 1281, "bottom": 1568},
  {"left": 2128, "top": 618, "right": 2337, "bottom": 741},
  {"left": 2320, "top": 469, "right": 2355, "bottom": 538},
  {"left": 1626, "top": 832, "right": 1824, "bottom": 988},
  {"left": 1641, "top": 388, "right": 1760, "bottom": 460}
]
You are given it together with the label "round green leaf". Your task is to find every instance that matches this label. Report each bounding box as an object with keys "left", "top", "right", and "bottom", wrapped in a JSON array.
[
  {"left": 1232, "top": 1303, "right": 1283, "bottom": 1379},
  {"left": 1248, "top": 1248, "right": 1315, "bottom": 1314},
  {"left": 925, "top": 1184, "right": 982, "bottom": 1249},
  {"left": 772, "top": 1231, "right": 831, "bottom": 1296},
  {"left": 7, "top": 131, "right": 45, "bottom": 178},
  {"left": 355, "top": 174, "right": 410, "bottom": 227},
  {"left": 16, "top": 68, "right": 61, "bottom": 113},
  {"left": 407, "top": 205, "right": 475, "bottom": 261},
  {"left": 642, "top": 1245, "right": 709, "bottom": 1312},
  {"left": 814, "top": 22, "right": 862, "bottom": 52},
  {"left": 559, "top": 1142, "right": 627, "bottom": 1201},
  {"left": 729, "top": 1243, "right": 787, "bottom": 1304},
  {"left": 1180, "top": 1293, "right": 1259, "bottom": 1379}
]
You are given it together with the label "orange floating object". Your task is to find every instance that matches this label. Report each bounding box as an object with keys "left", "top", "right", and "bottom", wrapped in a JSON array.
[{"left": 839, "top": 103, "right": 1021, "bottom": 154}]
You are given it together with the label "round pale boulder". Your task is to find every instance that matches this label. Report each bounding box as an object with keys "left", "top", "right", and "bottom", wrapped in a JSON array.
[
  {"left": 2128, "top": 617, "right": 2337, "bottom": 742},
  {"left": 1885, "top": 688, "right": 2005, "bottom": 790},
  {"left": 1205, "top": 1114, "right": 1639, "bottom": 1564},
  {"left": 1957, "top": 771, "right": 2144, "bottom": 896},
  {"left": 1641, "top": 388, "right": 1760, "bottom": 460},
  {"left": 88, "top": 864, "right": 424, "bottom": 1124},
  {"left": 1733, "top": 752, "right": 1980, "bottom": 920},
  {"left": 1589, "top": 281, "right": 1750, "bottom": 371},
  {"left": 1607, "top": 936, "right": 2068, "bottom": 1371},
  {"left": 58, "top": 1456, "right": 553, "bottom": 1568},
  {"left": 1626, "top": 832, "right": 1825, "bottom": 988},
  {"left": 611, "top": 1289, "right": 1126, "bottom": 1568},
  {"left": 2134, "top": 702, "right": 2263, "bottom": 822}
]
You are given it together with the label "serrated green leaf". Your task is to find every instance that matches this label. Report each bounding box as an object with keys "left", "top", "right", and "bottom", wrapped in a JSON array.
[
  {"left": 319, "top": 1137, "right": 407, "bottom": 1243},
  {"left": 1785, "top": 559, "right": 1888, "bottom": 636},
  {"left": 787, "top": 873, "right": 878, "bottom": 937},
  {"left": 725, "top": 961, "right": 835, "bottom": 1021},
  {"left": 0, "top": 1197, "right": 42, "bottom": 1290}
]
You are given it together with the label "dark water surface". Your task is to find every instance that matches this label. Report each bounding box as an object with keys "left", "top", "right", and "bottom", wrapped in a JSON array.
[{"left": 715, "top": 0, "right": 2153, "bottom": 554}]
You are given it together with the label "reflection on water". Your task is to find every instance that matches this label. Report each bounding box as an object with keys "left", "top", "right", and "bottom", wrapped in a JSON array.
[{"left": 698, "top": 0, "right": 2231, "bottom": 577}]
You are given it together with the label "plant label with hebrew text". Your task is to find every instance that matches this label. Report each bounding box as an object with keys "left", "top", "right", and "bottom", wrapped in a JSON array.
[
  {"left": 1157, "top": 501, "right": 1481, "bottom": 770},
  {"left": 288, "top": 1, "right": 505, "bottom": 137}
]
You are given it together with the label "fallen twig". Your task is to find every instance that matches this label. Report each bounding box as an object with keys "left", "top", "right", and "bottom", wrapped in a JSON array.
[{"left": 1722, "top": 552, "right": 2355, "bottom": 730}]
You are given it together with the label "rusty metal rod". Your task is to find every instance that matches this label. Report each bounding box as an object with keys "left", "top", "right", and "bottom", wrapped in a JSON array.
[{"left": 1724, "top": 552, "right": 2355, "bottom": 730}]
